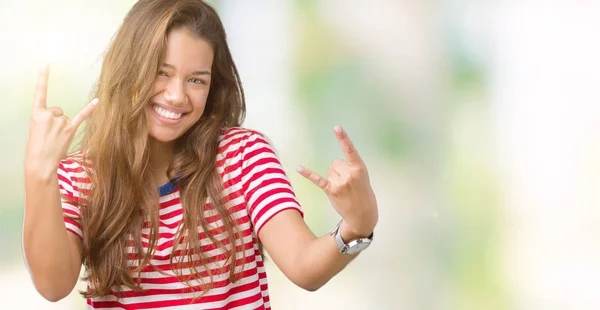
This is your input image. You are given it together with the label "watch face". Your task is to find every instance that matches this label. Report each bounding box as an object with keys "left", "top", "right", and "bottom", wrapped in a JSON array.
[{"left": 345, "top": 239, "right": 371, "bottom": 255}]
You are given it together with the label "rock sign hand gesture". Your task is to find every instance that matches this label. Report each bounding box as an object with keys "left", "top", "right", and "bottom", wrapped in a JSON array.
[
  {"left": 296, "top": 126, "right": 378, "bottom": 238},
  {"left": 25, "top": 65, "right": 98, "bottom": 176}
]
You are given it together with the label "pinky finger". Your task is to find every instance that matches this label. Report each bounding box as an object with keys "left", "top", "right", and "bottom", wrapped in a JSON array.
[{"left": 297, "top": 166, "right": 330, "bottom": 191}]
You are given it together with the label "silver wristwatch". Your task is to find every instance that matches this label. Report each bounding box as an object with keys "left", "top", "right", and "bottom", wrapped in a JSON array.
[{"left": 330, "top": 220, "right": 374, "bottom": 255}]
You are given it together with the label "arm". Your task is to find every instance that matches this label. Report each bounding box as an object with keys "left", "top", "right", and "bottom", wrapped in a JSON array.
[
  {"left": 23, "top": 165, "right": 83, "bottom": 302},
  {"left": 22, "top": 64, "right": 97, "bottom": 301},
  {"left": 258, "top": 126, "right": 378, "bottom": 291},
  {"left": 259, "top": 210, "right": 367, "bottom": 291}
]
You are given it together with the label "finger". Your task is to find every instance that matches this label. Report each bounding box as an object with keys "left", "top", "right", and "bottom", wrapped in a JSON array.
[
  {"left": 333, "top": 125, "right": 364, "bottom": 166},
  {"left": 330, "top": 158, "right": 349, "bottom": 178},
  {"left": 47, "top": 106, "right": 64, "bottom": 117},
  {"left": 327, "top": 166, "right": 341, "bottom": 179},
  {"left": 33, "top": 63, "right": 50, "bottom": 110},
  {"left": 326, "top": 168, "right": 343, "bottom": 191},
  {"left": 296, "top": 166, "right": 330, "bottom": 191},
  {"left": 70, "top": 98, "right": 99, "bottom": 129}
]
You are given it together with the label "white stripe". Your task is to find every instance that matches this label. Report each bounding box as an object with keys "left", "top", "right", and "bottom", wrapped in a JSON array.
[
  {"left": 250, "top": 191, "right": 298, "bottom": 224},
  {"left": 159, "top": 214, "right": 184, "bottom": 226},
  {"left": 217, "top": 129, "right": 252, "bottom": 153},
  {"left": 230, "top": 297, "right": 264, "bottom": 310},
  {"left": 60, "top": 161, "right": 83, "bottom": 170},
  {"left": 255, "top": 202, "right": 302, "bottom": 232},
  {"left": 128, "top": 247, "right": 256, "bottom": 278},
  {"left": 120, "top": 260, "right": 259, "bottom": 291},
  {"left": 247, "top": 181, "right": 295, "bottom": 213},
  {"left": 159, "top": 191, "right": 180, "bottom": 204},
  {"left": 62, "top": 202, "right": 81, "bottom": 217},
  {"left": 65, "top": 222, "right": 83, "bottom": 239}
]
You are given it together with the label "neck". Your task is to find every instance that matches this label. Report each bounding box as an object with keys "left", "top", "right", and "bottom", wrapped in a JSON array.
[{"left": 148, "top": 137, "right": 175, "bottom": 185}]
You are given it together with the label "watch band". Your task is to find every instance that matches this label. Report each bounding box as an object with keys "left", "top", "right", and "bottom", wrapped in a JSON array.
[{"left": 331, "top": 220, "right": 373, "bottom": 255}]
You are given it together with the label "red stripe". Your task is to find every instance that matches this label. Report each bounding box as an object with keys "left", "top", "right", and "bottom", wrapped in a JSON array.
[
  {"left": 90, "top": 279, "right": 262, "bottom": 309},
  {"left": 216, "top": 135, "right": 269, "bottom": 174},
  {"left": 116, "top": 268, "right": 258, "bottom": 298},
  {"left": 136, "top": 225, "right": 253, "bottom": 253},
  {"left": 159, "top": 196, "right": 181, "bottom": 210},
  {"left": 130, "top": 230, "right": 254, "bottom": 259},
  {"left": 136, "top": 255, "right": 260, "bottom": 285},
  {"left": 62, "top": 208, "right": 79, "bottom": 217},
  {"left": 247, "top": 182, "right": 295, "bottom": 213},
  {"left": 245, "top": 176, "right": 291, "bottom": 200},
  {"left": 158, "top": 206, "right": 183, "bottom": 221},
  {"left": 216, "top": 290, "right": 263, "bottom": 309},
  {"left": 64, "top": 217, "right": 81, "bottom": 229},
  {"left": 140, "top": 220, "right": 250, "bottom": 241},
  {"left": 65, "top": 227, "right": 82, "bottom": 239},
  {"left": 141, "top": 205, "right": 250, "bottom": 230},
  {"left": 242, "top": 167, "right": 286, "bottom": 194}
]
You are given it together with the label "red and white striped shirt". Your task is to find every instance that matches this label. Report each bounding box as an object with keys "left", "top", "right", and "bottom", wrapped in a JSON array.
[{"left": 58, "top": 127, "right": 303, "bottom": 309}]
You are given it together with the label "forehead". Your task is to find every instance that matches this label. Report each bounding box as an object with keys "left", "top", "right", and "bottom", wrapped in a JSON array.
[{"left": 163, "top": 28, "right": 214, "bottom": 71}]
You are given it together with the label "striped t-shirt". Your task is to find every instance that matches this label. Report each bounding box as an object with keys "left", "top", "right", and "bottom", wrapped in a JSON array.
[{"left": 58, "top": 127, "right": 303, "bottom": 309}]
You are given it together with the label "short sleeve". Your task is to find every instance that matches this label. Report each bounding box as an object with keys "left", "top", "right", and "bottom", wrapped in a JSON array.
[
  {"left": 57, "top": 160, "right": 85, "bottom": 240},
  {"left": 240, "top": 132, "right": 303, "bottom": 239}
]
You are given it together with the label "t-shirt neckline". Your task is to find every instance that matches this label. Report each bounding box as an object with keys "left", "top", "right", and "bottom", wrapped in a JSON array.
[{"left": 158, "top": 181, "right": 177, "bottom": 196}]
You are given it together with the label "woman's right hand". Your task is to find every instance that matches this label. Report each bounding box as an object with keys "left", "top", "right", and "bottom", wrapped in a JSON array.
[{"left": 25, "top": 64, "right": 99, "bottom": 177}]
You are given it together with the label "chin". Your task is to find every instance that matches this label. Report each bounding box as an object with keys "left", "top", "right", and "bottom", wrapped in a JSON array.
[{"left": 148, "top": 130, "right": 183, "bottom": 143}]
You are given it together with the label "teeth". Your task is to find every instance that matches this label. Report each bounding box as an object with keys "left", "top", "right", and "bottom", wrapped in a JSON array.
[{"left": 154, "top": 106, "right": 182, "bottom": 120}]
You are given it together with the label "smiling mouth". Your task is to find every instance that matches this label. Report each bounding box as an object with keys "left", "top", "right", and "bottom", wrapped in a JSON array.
[{"left": 153, "top": 105, "right": 183, "bottom": 120}]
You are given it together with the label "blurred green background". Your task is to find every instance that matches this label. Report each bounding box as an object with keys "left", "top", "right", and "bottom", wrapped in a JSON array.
[{"left": 2, "top": 1, "right": 600, "bottom": 309}]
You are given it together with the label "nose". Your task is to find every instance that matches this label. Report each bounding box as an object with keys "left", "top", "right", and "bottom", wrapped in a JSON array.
[{"left": 163, "top": 78, "right": 186, "bottom": 106}]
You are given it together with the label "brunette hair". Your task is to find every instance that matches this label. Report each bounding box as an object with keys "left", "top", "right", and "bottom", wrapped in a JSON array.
[{"left": 78, "top": 0, "right": 245, "bottom": 298}]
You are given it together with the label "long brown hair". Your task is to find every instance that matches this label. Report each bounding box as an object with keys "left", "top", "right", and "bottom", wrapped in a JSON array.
[{"left": 78, "top": 0, "right": 246, "bottom": 298}]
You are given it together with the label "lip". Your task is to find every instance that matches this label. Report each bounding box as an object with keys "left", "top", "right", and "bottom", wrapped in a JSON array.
[
  {"left": 151, "top": 104, "right": 186, "bottom": 125},
  {"left": 152, "top": 103, "right": 189, "bottom": 114}
]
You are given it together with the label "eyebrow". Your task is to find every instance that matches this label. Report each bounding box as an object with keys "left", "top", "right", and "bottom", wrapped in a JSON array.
[{"left": 161, "top": 63, "right": 211, "bottom": 76}]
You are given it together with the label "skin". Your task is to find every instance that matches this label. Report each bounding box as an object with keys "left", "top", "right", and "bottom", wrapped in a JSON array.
[
  {"left": 144, "top": 28, "right": 214, "bottom": 184},
  {"left": 23, "top": 63, "right": 97, "bottom": 301},
  {"left": 22, "top": 28, "right": 378, "bottom": 301}
]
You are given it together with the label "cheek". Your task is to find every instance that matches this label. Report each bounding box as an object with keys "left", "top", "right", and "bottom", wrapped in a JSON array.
[
  {"left": 190, "top": 93, "right": 209, "bottom": 115},
  {"left": 151, "top": 78, "right": 165, "bottom": 94}
]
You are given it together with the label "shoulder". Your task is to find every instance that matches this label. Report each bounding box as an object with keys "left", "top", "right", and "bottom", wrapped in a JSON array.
[
  {"left": 57, "top": 151, "right": 92, "bottom": 201},
  {"left": 216, "top": 127, "right": 282, "bottom": 175},
  {"left": 58, "top": 150, "right": 92, "bottom": 183},
  {"left": 218, "top": 127, "right": 275, "bottom": 155}
]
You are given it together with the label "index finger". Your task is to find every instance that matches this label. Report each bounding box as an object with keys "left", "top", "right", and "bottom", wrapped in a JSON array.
[
  {"left": 334, "top": 125, "right": 364, "bottom": 166},
  {"left": 32, "top": 63, "right": 50, "bottom": 110}
]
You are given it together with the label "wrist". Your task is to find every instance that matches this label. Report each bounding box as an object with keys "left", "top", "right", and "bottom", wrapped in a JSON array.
[
  {"left": 341, "top": 210, "right": 377, "bottom": 240},
  {"left": 25, "top": 160, "right": 59, "bottom": 183},
  {"left": 339, "top": 220, "right": 374, "bottom": 243}
]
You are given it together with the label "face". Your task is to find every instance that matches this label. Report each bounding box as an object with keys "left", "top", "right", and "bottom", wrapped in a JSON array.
[{"left": 145, "top": 28, "right": 214, "bottom": 144}]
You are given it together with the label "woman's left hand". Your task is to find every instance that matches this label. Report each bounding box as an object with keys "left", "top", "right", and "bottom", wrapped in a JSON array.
[{"left": 297, "top": 125, "right": 378, "bottom": 239}]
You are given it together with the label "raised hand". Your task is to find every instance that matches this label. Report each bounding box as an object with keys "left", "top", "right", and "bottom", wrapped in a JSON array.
[
  {"left": 297, "top": 125, "right": 378, "bottom": 238},
  {"left": 25, "top": 64, "right": 99, "bottom": 177}
]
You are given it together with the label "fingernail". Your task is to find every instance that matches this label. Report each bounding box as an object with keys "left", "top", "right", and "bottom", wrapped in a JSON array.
[
  {"left": 334, "top": 125, "right": 342, "bottom": 134},
  {"left": 91, "top": 98, "right": 99, "bottom": 105},
  {"left": 296, "top": 166, "right": 304, "bottom": 173}
]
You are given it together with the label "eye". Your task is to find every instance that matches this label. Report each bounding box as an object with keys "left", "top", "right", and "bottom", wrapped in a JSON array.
[
  {"left": 158, "top": 70, "right": 169, "bottom": 77},
  {"left": 188, "top": 78, "right": 206, "bottom": 85}
]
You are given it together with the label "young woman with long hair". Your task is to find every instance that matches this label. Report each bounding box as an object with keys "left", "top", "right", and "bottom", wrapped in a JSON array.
[{"left": 23, "top": 0, "right": 378, "bottom": 308}]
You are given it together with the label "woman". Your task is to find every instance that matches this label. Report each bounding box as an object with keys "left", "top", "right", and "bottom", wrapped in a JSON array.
[{"left": 23, "top": 0, "right": 378, "bottom": 309}]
